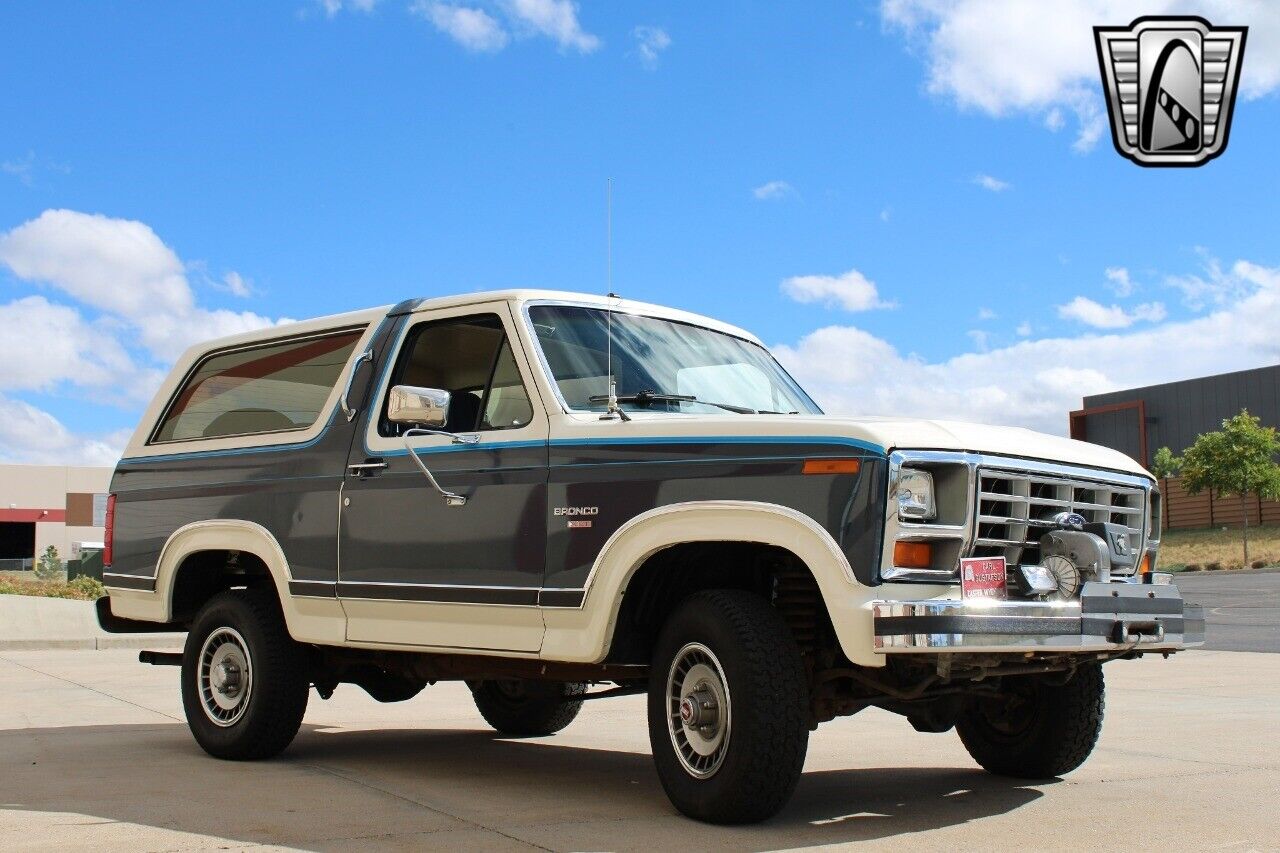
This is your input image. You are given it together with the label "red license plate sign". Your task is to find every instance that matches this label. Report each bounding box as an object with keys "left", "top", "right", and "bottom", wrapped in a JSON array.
[{"left": 960, "top": 557, "right": 1007, "bottom": 600}]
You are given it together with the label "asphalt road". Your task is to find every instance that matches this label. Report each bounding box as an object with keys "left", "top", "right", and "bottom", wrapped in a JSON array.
[
  {"left": 1174, "top": 569, "right": 1280, "bottom": 653},
  {"left": 1, "top": 648, "right": 1277, "bottom": 852}
]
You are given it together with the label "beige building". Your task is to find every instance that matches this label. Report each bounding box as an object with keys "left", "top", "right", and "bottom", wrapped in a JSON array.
[{"left": 0, "top": 464, "right": 113, "bottom": 570}]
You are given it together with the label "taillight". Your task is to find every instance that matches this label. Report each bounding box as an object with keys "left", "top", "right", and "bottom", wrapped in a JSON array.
[{"left": 103, "top": 494, "right": 117, "bottom": 567}]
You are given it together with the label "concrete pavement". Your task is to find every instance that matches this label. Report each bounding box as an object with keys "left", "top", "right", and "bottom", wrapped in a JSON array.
[
  {"left": 0, "top": 595, "right": 184, "bottom": 651},
  {"left": 1, "top": 648, "right": 1276, "bottom": 852},
  {"left": 1174, "top": 570, "right": 1280, "bottom": 653}
]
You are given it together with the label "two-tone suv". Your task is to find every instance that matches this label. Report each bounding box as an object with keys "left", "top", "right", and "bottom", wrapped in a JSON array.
[{"left": 98, "top": 290, "right": 1202, "bottom": 824}]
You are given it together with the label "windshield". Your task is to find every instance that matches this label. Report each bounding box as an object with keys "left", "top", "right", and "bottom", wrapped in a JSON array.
[{"left": 528, "top": 305, "right": 822, "bottom": 415}]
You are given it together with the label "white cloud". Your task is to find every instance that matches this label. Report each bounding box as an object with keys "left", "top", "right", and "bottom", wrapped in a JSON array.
[
  {"left": 633, "top": 25, "right": 671, "bottom": 68},
  {"left": 0, "top": 209, "right": 286, "bottom": 463},
  {"left": 879, "top": 208, "right": 891, "bottom": 222},
  {"left": 413, "top": 1, "right": 510, "bottom": 52},
  {"left": 0, "top": 296, "right": 152, "bottom": 401},
  {"left": 315, "top": 0, "right": 378, "bottom": 17},
  {"left": 781, "top": 268, "right": 895, "bottom": 312},
  {"left": 0, "top": 209, "right": 276, "bottom": 362},
  {"left": 1165, "top": 252, "right": 1252, "bottom": 310},
  {"left": 0, "top": 393, "right": 129, "bottom": 467},
  {"left": 1104, "top": 265, "right": 1134, "bottom": 297},
  {"left": 503, "top": 0, "right": 599, "bottom": 53},
  {"left": 881, "top": 1, "right": 1280, "bottom": 151},
  {"left": 1015, "top": 320, "right": 1032, "bottom": 336},
  {"left": 973, "top": 173, "right": 1010, "bottom": 192},
  {"left": 977, "top": 307, "right": 997, "bottom": 320},
  {"left": 2, "top": 152, "right": 36, "bottom": 186},
  {"left": 776, "top": 257, "right": 1280, "bottom": 436},
  {"left": 220, "top": 271, "right": 253, "bottom": 297},
  {"left": 1057, "top": 295, "right": 1166, "bottom": 328},
  {"left": 752, "top": 180, "right": 796, "bottom": 201},
  {"left": 413, "top": 0, "right": 598, "bottom": 54}
]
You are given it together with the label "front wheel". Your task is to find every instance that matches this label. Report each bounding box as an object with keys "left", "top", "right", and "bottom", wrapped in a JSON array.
[
  {"left": 181, "top": 590, "right": 310, "bottom": 760},
  {"left": 647, "top": 590, "right": 809, "bottom": 824},
  {"left": 956, "top": 662, "right": 1105, "bottom": 778}
]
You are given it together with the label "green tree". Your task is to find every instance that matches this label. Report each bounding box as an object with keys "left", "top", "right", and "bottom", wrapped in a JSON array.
[
  {"left": 1179, "top": 410, "right": 1280, "bottom": 565},
  {"left": 34, "top": 545, "right": 63, "bottom": 581},
  {"left": 1150, "top": 446, "right": 1182, "bottom": 479}
]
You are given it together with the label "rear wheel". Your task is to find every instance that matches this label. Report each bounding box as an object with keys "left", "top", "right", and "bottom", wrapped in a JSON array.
[
  {"left": 647, "top": 590, "right": 809, "bottom": 824},
  {"left": 181, "top": 590, "right": 309, "bottom": 760},
  {"left": 956, "top": 662, "right": 1105, "bottom": 778},
  {"left": 470, "top": 679, "right": 586, "bottom": 736}
]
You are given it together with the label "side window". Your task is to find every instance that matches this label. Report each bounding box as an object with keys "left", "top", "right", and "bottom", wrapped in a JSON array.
[
  {"left": 381, "top": 314, "right": 532, "bottom": 436},
  {"left": 152, "top": 329, "right": 364, "bottom": 443}
]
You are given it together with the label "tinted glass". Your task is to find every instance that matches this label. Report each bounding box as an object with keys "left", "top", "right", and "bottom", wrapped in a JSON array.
[
  {"left": 383, "top": 314, "right": 532, "bottom": 435},
  {"left": 529, "top": 305, "right": 821, "bottom": 415},
  {"left": 152, "top": 329, "right": 363, "bottom": 443}
]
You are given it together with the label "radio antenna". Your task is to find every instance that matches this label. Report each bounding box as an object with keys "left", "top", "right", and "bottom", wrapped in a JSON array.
[{"left": 600, "top": 178, "right": 628, "bottom": 421}]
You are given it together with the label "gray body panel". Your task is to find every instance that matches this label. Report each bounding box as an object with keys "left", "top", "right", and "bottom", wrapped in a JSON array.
[{"left": 105, "top": 307, "right": 888, "bottom": 608}]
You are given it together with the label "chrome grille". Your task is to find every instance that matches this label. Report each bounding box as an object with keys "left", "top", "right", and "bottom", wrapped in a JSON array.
[{"left": 973, "top": 467, "right": 1146, "bottom": 575}]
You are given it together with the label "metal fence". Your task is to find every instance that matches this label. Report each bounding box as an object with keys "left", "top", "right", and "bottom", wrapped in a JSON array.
[{"left": 0, "top": 558, "right": 34, "bottom": 572}]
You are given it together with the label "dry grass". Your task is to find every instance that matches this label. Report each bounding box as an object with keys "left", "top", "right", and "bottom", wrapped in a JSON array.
[
  {"left": 0, "top": 573, "right": 105, "bottom": 600},
  {"left": 1159, "top": 523, "right": 1280, "bottom": 572}
]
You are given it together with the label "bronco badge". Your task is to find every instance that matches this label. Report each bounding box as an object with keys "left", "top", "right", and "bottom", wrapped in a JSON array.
[{"left": 1094, "top": 16, "right": 1247, "bottom": 167}]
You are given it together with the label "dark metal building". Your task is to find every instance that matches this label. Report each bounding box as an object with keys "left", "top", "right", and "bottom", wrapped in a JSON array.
[{"left": 1070, "top": 364, "right": 1280, "bottom": 467}]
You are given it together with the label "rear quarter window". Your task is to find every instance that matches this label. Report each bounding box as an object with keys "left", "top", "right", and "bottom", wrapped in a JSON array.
[{"left": 151, "top": 328, "right": 364, "bottom": 443}]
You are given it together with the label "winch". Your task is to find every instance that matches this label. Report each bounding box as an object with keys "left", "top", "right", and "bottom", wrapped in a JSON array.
[{"left": 1022, "top": 511, "right": 1139, "bottom": 600}]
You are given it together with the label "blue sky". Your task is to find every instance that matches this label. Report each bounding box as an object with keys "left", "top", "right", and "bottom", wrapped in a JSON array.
[{"left": 2, "top": 1, "right": 1279, "bottom": 464}]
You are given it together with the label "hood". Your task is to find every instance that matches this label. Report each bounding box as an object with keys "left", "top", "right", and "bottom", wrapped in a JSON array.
[{"left": 829, "top": 415, "right": 1151, "bottom": 478}]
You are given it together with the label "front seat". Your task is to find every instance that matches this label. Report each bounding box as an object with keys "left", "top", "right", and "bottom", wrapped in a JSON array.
[{"left": 445, "top": 391, "right": 481, "bottom": 433}]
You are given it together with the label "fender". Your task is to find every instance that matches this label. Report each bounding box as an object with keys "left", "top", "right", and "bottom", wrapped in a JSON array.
[
  {"left": 105, "top": 519, "right": 346, "bottom": 646},
  {"left": 540, "top": 500, "right": 896, "bottom": 667}
]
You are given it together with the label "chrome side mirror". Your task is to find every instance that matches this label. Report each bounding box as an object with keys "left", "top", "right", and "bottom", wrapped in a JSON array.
[{"left": 387, "top": 385, "right": 450, "bottom": 427}]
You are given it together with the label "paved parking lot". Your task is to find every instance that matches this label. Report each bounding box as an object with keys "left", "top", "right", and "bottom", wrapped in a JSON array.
[
  {"left": 1176, "top": 570, "right": 1280, "bottom": 652},
  {"left": 1, "top": 647, "right": 1276, "bottom": 852}
]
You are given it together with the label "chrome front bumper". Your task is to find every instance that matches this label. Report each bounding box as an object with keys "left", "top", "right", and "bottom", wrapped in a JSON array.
[{"left": 873, "top": 582, "right": 1204, "bottom": 654}]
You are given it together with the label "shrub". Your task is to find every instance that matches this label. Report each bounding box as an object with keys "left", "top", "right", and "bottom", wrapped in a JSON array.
[
  {"left": 68, "top": 575, "right": 106, "bottom": 599},
  {"left": 34, "top": 545, "right": 63, "bottom": 581},
  {"left": 1206, "top": 561, "right": 1223, "bottom": 571},
  {"left": 1252, "top": 559, "right": 1268, "bottom": 569}
]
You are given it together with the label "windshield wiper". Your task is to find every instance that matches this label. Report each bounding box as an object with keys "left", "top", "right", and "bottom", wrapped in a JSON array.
[{"left": 588, "top": 389, "right": 756, "bottom": 415}]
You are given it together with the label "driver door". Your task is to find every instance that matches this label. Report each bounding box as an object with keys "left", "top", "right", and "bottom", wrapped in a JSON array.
[{"left": 338, "top": 303, "right": 549, "bottom": 652}]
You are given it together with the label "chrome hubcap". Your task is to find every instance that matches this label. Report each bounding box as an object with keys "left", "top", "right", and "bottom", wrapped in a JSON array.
[
  {"left": 666, "top": 643, "right": 731, "bottom": 779},
  {"left": 198, "top": 627, "right": 253, "bottom": 727}
]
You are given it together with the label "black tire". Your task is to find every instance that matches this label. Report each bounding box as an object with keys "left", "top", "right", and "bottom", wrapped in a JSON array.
[
  {"left": 181, "top": 589, "right": 310, "bottom": 761},
  {"left": 956, "top": 662, "right": 1105, "bottom": 778},
  {"left": 470, "top": 679, "right": 586, "bottom": 736},
  {"left": 647, "top": 590, "right": 809, "bottom": 825}
]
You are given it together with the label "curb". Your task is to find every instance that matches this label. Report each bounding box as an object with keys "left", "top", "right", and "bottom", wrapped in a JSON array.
[{"left": 0, "top": 634, "right": 185, "bottom": 652}]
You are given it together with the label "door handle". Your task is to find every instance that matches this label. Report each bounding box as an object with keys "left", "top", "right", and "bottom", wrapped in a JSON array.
[{"left": 347, "top": 460, "right": 388, "bottom": 477}]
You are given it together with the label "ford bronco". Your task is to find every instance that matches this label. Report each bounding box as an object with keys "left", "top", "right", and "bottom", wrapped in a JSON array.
[{"left": 98, "top": 290, "right": 1202, "bottom": 824}]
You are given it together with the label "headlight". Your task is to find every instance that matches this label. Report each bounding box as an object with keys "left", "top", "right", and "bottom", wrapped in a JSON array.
[{"left": 896, "top": 469, "right": 936, "bottom": 521}]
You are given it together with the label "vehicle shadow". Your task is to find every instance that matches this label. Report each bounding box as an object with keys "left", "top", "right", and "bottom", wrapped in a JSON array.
[{"left": 1, "top": 722, "right": 1050, "bottom": 851}]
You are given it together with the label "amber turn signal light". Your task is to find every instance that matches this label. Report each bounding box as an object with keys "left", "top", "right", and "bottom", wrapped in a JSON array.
[
  {"left": 893, "top": 541, "right": 933, "bottom": 569},
  {"left": 1138, "top": 553, "right": 1152, "bottom": 574},
  {"left": 802, "top": 459, "right": 861, "bottom": 475}
]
